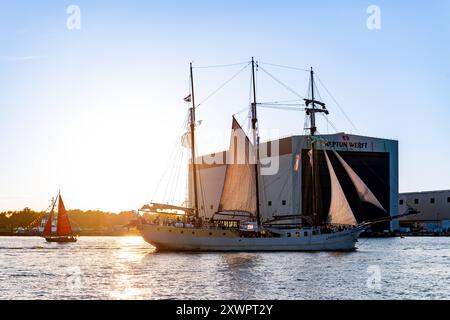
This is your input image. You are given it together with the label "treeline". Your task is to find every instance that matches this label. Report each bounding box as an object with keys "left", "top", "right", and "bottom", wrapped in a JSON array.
[{"left": 0, "top": 207, "right": 150, "bottom": 231}]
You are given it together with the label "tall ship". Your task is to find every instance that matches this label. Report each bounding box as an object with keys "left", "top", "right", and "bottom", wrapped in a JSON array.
[
  {"left": 138, "top": 58, "right": 413, "bottom": 251},
  {"left": 41, "top": 192, "right": 77, "bottom": 243}
]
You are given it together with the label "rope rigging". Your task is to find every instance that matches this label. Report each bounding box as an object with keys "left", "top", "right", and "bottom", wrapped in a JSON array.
[
  {"left": 192, "top": 61, "right": 249, "bottom": 69},
  {"left": 258, "top": 61, "right": 310, "bottom": 72},
  {"left": 258, "top": 65, "right": 306, "bottom": 100},
  {"left": 195, "top": 62, "right": 251, "bottom": 109},
  {"left": 145, "top": 58, "right": 408, "bottom": 225},
  {"left": 315, "top": 74, "right": 360, "bottom": 134},
  {"left": 149, "top": 112, "right": 190, "bottom": 206}
]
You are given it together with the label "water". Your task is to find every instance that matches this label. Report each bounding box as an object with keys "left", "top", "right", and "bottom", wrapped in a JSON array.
[{"left": 0, "top": 236, "right": 449, "bottom": 300}]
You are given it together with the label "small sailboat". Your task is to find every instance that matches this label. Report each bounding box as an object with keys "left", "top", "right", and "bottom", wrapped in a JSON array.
[{"left": 41, "top": 192, "right": 77, "bottom": 243}]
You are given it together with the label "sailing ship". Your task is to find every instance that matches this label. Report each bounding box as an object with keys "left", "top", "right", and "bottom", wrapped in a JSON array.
[
  {"left": 139, "top": 58, "right": 413, "bottom": 251},
  {"left": 41, "top": 192, "right": 77, "bottom": 243}
]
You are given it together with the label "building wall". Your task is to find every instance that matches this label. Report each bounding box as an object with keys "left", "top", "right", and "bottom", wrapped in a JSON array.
[
  {"left": 399, "top": 190, "right": 450, "bottom": 221},
  {"left": 190, "top": 133, "right": 399, "bottom": 231}
]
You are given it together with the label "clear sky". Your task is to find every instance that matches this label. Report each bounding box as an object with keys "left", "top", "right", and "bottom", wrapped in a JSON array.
[{"left": 1, "top": 0, "right": 449, "bottom": 212}]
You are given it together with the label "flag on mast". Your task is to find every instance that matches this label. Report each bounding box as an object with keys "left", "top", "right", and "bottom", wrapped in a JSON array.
[{"left": 184, "top": 94, "right": 192, "bottom": 102}]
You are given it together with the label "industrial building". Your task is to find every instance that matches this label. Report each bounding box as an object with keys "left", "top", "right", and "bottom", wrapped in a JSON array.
[
  {"left": 190, "top": 132, "right": 399, "bottom": 232},
  {"left": 399, "top": 190, "right": 450, "bottom": 232}
]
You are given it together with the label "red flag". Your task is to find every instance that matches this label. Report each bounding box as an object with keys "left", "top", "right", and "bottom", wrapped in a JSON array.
[{"left": 184, "top": 94, "right": 191, "bottom": 102}]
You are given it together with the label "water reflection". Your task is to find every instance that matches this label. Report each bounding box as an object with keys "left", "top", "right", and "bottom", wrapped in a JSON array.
[
  {"left": 221, "top": 253, "right": 259, "bottom": 269},
  {"left": 1, "top": 237, "right": 449, "bottom": 299}
]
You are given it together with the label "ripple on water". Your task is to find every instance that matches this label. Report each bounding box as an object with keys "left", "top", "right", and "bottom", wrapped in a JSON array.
[{"left": 0, "top": 236, "right": 449, "bottom": 299}]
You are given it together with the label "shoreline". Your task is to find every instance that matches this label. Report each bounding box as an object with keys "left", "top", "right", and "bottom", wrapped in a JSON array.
[
  {"left": 0, "top": 232, "right": 141, "bottom": 237},
  {"left": 1, "top": 233, "right": 449, "bottom": 238}
]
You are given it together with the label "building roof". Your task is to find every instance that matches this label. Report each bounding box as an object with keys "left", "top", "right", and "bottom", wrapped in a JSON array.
[{"left": 400, "top": 190, "right": 450, "bottom": 196}]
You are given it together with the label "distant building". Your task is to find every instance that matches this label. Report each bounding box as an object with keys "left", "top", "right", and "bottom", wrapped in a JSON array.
[
  {"left": 189, "top": 133, "right": 399, "bottom": 231},
  {"left": 399, "top": 190, "right": 450, "bottom": 232}
]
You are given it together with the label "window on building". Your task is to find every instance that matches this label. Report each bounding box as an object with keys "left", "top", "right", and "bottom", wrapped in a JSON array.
[
  {"left": 414, "top": 199, "right": 419, "bottom": 205},
  {"left": 282, "top": 200, "right": 287, "bottom": 206},
  {"left": 210, "top": 205, "right": 214, "bottom": 210},
  {"left": 430, "top": 198, "right": 435, "bottom": 204},
  {"left": 268, "top": 201, "right": 272, "bottom": 207},
  {"left": 399, "top": 199, "right": 404, "bottom": 205}
]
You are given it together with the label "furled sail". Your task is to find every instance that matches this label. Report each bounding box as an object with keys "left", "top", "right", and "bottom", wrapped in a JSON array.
[
  {"left": 218, "top": 117, "right": 257, "bottom": 215},
  {"left": 181, "top": 132, "right": 192, "bottom": 149},
  {"left": 56, "top": 195, "right": 73, "bottom": 236},
  {"left": 324, "top": 151, "right": 357, "bottom": 226},
  {"left": 332, "top": 150, "right": 386, "bottom": 212}
]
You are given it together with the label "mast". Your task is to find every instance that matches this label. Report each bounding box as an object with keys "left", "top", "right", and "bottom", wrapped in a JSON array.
[
  {"left": 305, "top": 68, "right": 328, "bottom": 226},
  {"left": 189, "top": 62, "right": 200, "bottom": 218},
  {"left": 251, "top": 57, "right": 261, "bottom": 226}
]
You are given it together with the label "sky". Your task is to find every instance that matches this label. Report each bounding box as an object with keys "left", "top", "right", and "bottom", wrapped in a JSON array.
[{"left": 0, "top": 0, "right": 449, "bottom": 212}]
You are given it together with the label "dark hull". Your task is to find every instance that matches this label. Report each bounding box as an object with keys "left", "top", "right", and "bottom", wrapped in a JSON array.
[{"left": 45, "top": 236, "right": 77, "bottom": 243}]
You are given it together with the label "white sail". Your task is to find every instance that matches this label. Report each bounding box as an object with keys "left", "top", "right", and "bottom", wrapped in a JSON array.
[
  {"left": 181, "top": 132, "right": 192, "bottom": 148},
  {"left": 324, "top": 151, "right": 357, "bottom": 226},
  {"left": 218, "top": 117, "right": 257, "bottom": 215},
  {"left": 332, "top": 150, "right": 386, "bottom": 212}
]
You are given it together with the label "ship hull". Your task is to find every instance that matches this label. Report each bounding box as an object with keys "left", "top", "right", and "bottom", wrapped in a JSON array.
[
  {"left": 45, "top": 236, "right": 78, "bottom": 243},
  {"left": 140, "top": 224, "right": 366, "bottom": 252}
]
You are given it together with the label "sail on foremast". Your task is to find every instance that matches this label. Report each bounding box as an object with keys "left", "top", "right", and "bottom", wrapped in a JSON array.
[
  {"left": 332, "top": 150, "right": 386, "bottom": 212},
  {"left": 324, "top": 151, "right": 357, "bottom": 226}
]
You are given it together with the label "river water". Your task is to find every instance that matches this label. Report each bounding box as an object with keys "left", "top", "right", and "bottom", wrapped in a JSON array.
[{"left": 0, "top": 236, "right": 449, "bottom": 300}]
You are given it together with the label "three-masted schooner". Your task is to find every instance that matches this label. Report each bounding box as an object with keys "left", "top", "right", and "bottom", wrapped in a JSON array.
[
  {"left": 138, "top": 58, "right": 408, "bottom": 251},
  {"left": 41, "top": 192, "right": 77, "bottom": 243}
]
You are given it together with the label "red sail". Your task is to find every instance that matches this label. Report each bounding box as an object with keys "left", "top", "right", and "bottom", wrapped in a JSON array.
[
  {"left": 56, "top": 195, "right": 73, "bottom": 236},
  {"left": 42, "top": 211, "right": 53, "bottom": 237}
]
